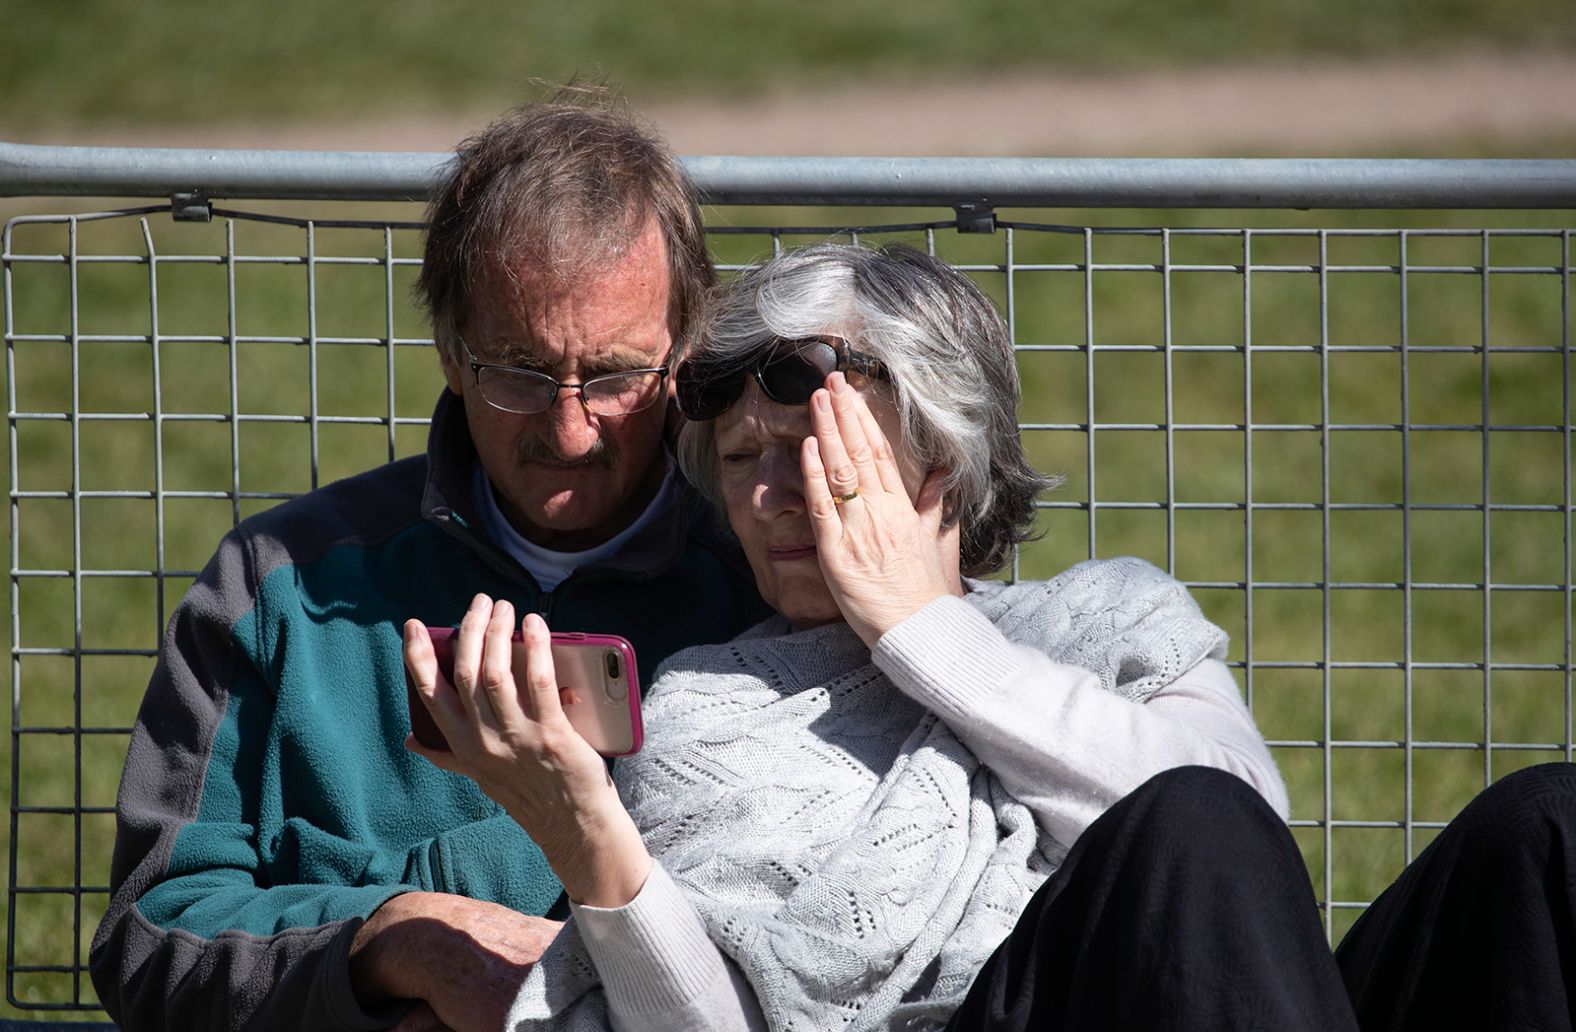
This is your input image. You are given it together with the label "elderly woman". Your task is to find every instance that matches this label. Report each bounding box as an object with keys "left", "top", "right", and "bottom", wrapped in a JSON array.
[{"left": 404, "top": 244, "right": 1575, "bottom": 1032}]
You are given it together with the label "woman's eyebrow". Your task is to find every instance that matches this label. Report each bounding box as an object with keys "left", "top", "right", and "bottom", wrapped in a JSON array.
[{"left": 712, "top": 420, "right": 749, "bottom": 449}]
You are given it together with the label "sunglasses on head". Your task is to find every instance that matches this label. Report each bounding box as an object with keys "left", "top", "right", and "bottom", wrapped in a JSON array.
[{"left": 675, "top": 336, "right": 890, "bottom": 420}]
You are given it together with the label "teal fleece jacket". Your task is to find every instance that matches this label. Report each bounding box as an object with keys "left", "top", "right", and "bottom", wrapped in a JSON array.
[{"left": 87, "top": 391, "right": 771, "bottom": 1031}]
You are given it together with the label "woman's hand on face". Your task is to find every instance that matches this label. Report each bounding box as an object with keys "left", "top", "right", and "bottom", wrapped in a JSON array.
[
  {"left": 802, "top": 373, "right": 960, "bottom": 648},
  {"left": 401, "top": 596, "right": 651, "bottom": 907}
]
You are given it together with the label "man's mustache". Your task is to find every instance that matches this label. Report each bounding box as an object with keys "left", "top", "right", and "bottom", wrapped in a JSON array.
[{"left": 515, "top": 435, "right": 615, "bottom": 469}]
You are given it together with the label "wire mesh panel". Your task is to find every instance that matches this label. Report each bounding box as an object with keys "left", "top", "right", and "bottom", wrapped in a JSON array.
[
  {"left": 3, "top": 205, "right": 439, "bottom": 1013},
  {"left": 3, "top": 202, "right": 1573, "bottom": 1015}
]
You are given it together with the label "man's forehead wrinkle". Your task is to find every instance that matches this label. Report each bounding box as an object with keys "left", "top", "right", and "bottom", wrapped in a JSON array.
[
  {"left": 469, "top": 250, "right": 600, "bottom": 324},
  {"left": 477, "top": 196, "right": 649, "bottom": 310},
  {"left": 471, "top": 328, "right": 647, "bottom": 372},
  {"left": 469, "top": 277, "right": 659, "bottom": 360}
]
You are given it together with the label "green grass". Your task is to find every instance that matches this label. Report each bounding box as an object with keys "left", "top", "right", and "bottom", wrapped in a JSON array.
[
  {"left": 2, "top": 0, "right": 1573, "bottom": 129},
  {"left": 2, "top": 199, "right": 1572, "bottom": 1015}
]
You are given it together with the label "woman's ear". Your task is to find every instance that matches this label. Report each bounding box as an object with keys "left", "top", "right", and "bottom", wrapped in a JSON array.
[
  {"left": 936, "top": 495, "right": 966, "bottom": 598},
  {"left": 940, "top": 486, "right": 962, "bottom": 528}
]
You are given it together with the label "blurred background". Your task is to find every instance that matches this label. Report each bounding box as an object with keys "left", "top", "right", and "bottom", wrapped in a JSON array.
[
  {"left": 3, "top": 0, "right": 1575, "bottom": 158},
  {"left": 1, "top": 0, "right": 1573, "bottom": 1020}
]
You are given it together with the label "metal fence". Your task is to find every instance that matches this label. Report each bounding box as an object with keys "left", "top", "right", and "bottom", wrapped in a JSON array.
[{"left": 2, "top": 143, "right": 1574, "bottom": 1018}]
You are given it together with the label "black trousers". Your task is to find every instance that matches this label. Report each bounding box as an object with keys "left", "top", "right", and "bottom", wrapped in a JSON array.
[{"left": 943, "top": 762, "right": 1576, "bottom": 1032}]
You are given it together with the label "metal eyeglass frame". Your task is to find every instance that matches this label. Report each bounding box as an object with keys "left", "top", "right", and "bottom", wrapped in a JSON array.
[{"left": 457, "top": 335, "right": 671, "bottom": 416}]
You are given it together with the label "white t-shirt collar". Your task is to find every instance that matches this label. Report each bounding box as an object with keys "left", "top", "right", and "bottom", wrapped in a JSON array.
[{"left": 472, "top": 456, "right": 681, "bottom": 592}]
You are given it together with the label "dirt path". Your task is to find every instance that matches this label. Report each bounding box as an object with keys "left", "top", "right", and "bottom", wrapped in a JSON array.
[
  {"left": 652, "top": 49, "right": 1576, "bottom": 157},
  {"left": 12, "top": 48, "right": 1576, "bottom": 156}
]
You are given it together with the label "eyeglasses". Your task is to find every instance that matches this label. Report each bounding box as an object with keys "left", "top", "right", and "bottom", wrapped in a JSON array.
[
  {"left": 675, "top": 337, "right": 890, "bottom": 420},
  {"left": 459, "top": 337, "right": 670, "bottom": 417}
]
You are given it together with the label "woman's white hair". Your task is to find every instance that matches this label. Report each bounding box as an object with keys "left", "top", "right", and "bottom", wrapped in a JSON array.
[{"left": 676, "top": 242, "right": 1059, "bottom": 577}]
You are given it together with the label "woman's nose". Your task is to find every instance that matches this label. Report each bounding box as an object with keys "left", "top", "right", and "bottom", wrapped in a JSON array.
[{"left": 753, "top": 448, "right": 805, "bottom": 519}]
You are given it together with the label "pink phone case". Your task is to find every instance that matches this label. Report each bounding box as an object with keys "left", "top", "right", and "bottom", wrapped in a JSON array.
[{"left": 405, "top": 625, "right": 644, "bottom": 757}]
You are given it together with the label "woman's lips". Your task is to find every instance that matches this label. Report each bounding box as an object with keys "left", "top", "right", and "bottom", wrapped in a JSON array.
[{"left": 767, "top": 544, "right": 818, "bottom": 562}]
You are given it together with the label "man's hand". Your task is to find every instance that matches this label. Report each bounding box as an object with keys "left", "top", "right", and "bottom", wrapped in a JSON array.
[{"left": 350, "top": 891, "right": 562, "bottom": 1032}]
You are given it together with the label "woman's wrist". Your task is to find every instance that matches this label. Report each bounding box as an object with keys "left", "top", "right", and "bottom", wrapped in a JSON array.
[{"left": 534, "top": 795, "right": 653, "bottom": 909}]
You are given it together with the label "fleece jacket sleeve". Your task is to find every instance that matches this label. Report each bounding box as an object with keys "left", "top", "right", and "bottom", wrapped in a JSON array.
[
  {"left": 87, "top": 529, "right": 412, "bottom": 1032},
  {"left": 872, "top": 595, "right": 1289, "bottom": 851}
]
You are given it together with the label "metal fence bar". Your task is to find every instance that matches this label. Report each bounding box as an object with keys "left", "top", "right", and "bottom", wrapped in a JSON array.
[
  {"left": 1084, "top": 229, "right": 1096, "bottom": 559},
  {"left": 1400, "top": 230, "right": 1415, "bottom": 863},
  {"left": 143, "top": 219, "right": 169, "bottom": 660},
  {"left": 226, "top": 222, "right": 241, "bottom": 527},
  {"left": 4, "top": 143, "right": 1576, "bottom": 208},
  {"left": 1566, "top": 230, "right": 1574, "bottom": 767},
  {"left": 1005, "top": 227, "right": 1023, "bottom": 584},
  {"left": 1480, "top": 232, "right": 1493, "bottom": 793},
  {"left": 1162, "top": 229, "right": 1176, "bottom": 577},
  {"left": 383, "top": 227, "right": 398, "bottom": 465},
  {"left": 1311, "top": 228, "right": 1336, "bottom": 945},
  {"left": 307, "top": 223, "right": 322, "bottom": 491},
  {"left": 1241, "top": 231, "right": 1256, "bottom": 714},
  {"left": 4, "top": 208, "right": 21, "bottom": 1014},
  {"left": 1318, "top": 228, "right": 1335, "bottom": 938},
  {"left": 66, "top": 218, "right": 83, "bottom": 1007}
]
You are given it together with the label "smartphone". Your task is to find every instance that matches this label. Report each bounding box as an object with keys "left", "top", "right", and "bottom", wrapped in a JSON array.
[{"left": 404, "top": 625, "right": 643, "bottom": 757}]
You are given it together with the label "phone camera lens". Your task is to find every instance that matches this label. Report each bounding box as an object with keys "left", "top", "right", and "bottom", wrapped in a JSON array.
[{"left": 604, "top": 650, "right": 629, "bottom": 702}]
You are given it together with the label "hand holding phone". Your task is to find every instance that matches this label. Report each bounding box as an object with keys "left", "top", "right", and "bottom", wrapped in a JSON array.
[{"left": 405, "top": 624, "right": 643, "bottom": 757}]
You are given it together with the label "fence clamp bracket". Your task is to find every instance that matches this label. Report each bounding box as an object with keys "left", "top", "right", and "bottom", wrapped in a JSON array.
[
  {"left": 953, "top": 202, "right": 996, "bottom": 234},
  {"left": 172, "top": 191, "right": 212, "bottom": 223}
]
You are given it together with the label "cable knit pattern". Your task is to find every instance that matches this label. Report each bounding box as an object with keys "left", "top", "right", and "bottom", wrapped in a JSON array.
[{"left": 509, "top": 557, "right": 1228, "bottom": 1031}]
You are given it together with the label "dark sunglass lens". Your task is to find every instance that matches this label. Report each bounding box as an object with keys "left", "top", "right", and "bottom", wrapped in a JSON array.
[
  {"left": 675, "top": 361, "right": 746, "bottom": 420},
  {"left": 758, "top": 340, "right": 838, "bottom": 405}
]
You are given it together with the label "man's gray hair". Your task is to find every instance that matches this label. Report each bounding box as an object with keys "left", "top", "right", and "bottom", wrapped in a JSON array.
[
  {"left": 415, "top": 87, "right": 712, "bottom": 365},
  {"left": 676, "top": 243, "right": 1060, "bottom": 577}
]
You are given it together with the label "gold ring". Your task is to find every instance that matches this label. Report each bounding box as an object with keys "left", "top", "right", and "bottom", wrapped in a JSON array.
[{"left": 832, "top": 489, "right": 860, "bottom": 505}]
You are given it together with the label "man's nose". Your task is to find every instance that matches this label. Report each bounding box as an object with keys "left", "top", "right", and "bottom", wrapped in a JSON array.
[{"left": 541, "top": 390, "right": 602, "bottom": 458}]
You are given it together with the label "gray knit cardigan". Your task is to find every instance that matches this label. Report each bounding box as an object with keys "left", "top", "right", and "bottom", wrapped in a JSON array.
[{"left": 510, "top": 557, "right": 1229, "bottom": 1031}]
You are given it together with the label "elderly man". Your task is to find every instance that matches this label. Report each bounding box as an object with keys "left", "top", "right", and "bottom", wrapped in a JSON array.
[{"left": 89, "top": 98, "right": 769, "bottom": 1032}]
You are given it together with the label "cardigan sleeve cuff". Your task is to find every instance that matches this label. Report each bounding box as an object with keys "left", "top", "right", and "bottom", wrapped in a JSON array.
[
  {"left": 872, "top": 594, "right": 1035, "bottom": 721},
  {"left": 570, "top": 862, "right": 733, "bottom": 1018}
]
